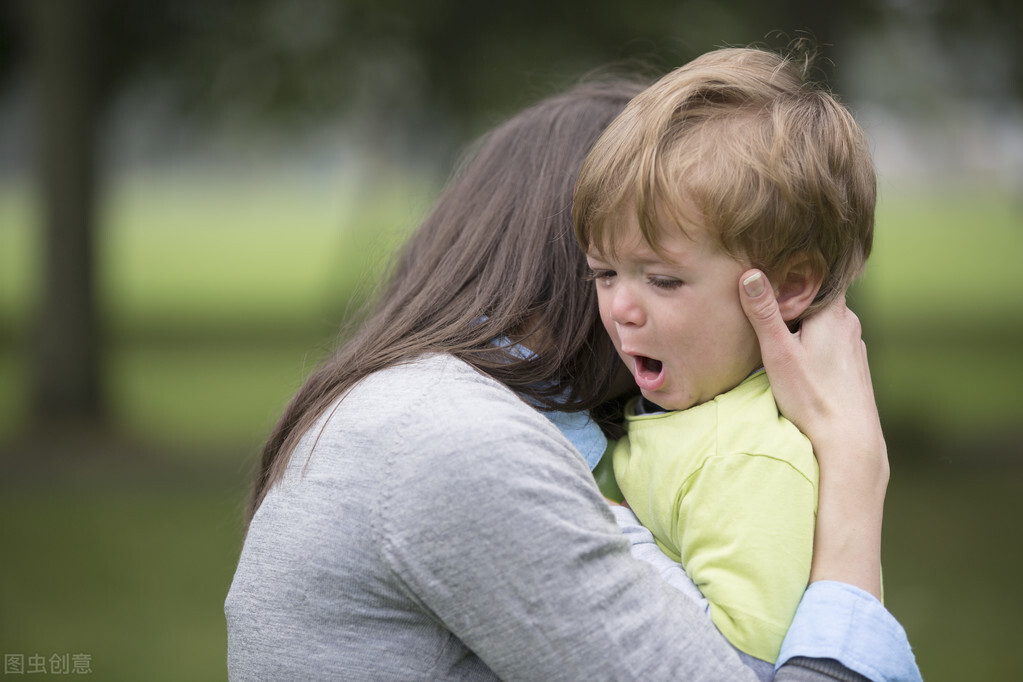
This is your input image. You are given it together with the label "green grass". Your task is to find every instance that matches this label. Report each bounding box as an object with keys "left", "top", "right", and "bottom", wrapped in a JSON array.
[
  {"left": 883, "top": 462, "right": 1023, "bottom": 681},
  {"left": 106, "top": 342, "right": 325, "bottom": 455},
  {"left": 0, "top": 483, "right": 248, "bottom": 682},
  {"left": 0, "top": 463, "right": 1018, "bottom": 681},
  {"left": 856, "top": 187, "right": 1023, "bottom": 450},
  {"left": 0, "top": 172, "right": 432, "bottom": 338},
  {"left": 864, "top": 188, "right": 1023, "bottom": 323}
]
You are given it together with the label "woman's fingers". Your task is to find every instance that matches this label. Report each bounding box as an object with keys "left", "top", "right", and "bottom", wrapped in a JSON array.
[
  {"left": 739, "top": 270, "right": 796, "bottom": 363},
  {"left": 739, "top": 269, "right": 814, "bottom": 433},
  {"left": 738, "top": 269, "right": 882, "bottom": 454}
]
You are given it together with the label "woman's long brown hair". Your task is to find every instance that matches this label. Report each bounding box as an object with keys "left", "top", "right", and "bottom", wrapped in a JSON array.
[{"left": 247, "top": 78, "right": 647, "bottom": 524}]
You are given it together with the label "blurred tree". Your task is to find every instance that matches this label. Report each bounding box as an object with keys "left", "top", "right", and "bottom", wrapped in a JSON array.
[
  {"left": 24, "top": 0, "right": 105, "bottom": 430},
  {"left": 927, "top": 0, "right": 1022, "bottom": 102}
]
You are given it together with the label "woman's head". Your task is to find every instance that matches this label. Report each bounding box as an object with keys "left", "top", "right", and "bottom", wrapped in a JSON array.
[
  {"left": 376, "top": 78, "right": 648, "bottom": 395},
  {"left": 249, "top": 77, "right": 647, "bottom": 520}
]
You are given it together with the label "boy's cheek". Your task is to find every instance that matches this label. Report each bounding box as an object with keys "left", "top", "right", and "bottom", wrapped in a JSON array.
[{"left": 597, "top": 303, "right": 617, "bottom": 338}]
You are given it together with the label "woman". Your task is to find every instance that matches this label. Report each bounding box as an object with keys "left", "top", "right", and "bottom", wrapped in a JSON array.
[{"left": 226, "top": 77, "right": 918, "bottom": 680}]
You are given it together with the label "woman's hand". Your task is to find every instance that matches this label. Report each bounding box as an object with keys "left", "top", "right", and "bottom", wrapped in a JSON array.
[{"left": 739, "top": 270, "right": 887, "bottom": 599}]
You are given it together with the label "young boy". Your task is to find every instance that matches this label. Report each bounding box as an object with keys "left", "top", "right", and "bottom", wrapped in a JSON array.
[{"left": 573, "top": 47, "right": 877, "bottom": 672}]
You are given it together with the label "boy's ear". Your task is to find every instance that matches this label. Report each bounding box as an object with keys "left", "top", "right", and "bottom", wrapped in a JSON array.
[{"left": 770, "top": 253, "right": 824, "bottom": 322}]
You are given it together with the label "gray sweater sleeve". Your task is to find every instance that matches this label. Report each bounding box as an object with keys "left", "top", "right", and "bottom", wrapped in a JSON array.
[{"left": 226, "top": 355, "right": 875, "bottom": 681}]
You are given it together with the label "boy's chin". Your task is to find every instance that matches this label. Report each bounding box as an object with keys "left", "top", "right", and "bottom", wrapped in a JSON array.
[
  {"left": 639, "top": 390, "right": 690, "bottom": 412},
  {"left": 641, "top": 380, "right": 737, "bottom": 412}
]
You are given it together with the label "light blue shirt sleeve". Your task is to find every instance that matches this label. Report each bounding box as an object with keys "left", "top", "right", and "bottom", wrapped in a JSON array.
[
  {"left": 541, "top": 408, "right": 608, "bottom": 470},
  {"left": 777, "top": 581, "right": 922, "bottom": 681},
  {"left": 611, "top": 505, "right": 711, "bottom": 610},
  {"left": 490, "top": 331, "right": 608, "bottom": 470},
  {"left": 611, "top": 506, "right": 775, "bottom": 681}
]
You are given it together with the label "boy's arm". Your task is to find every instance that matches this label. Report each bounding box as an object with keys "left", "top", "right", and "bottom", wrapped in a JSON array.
[{"left": 678, "top": 452, "right": 816, "bottom": 664}]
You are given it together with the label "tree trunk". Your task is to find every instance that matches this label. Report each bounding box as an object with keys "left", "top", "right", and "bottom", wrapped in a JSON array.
[{"left": 27, "top": 0, "right": 105, "bottom": 430}]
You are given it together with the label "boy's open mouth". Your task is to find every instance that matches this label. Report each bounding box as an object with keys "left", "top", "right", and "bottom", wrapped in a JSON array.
[{"left": 632, "top": 355, "right": 666, "bottom": 392}]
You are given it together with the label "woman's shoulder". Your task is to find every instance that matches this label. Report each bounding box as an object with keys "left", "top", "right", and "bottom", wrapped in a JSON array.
[
  {"left": 303, "top": 352, "right": 595, "bottom": 521},
  {"left": 351, "top": 353, "right": 531, "bottom": 419},
  {"left": 309, "top": 353, "right": 570, "bottom": 466}
]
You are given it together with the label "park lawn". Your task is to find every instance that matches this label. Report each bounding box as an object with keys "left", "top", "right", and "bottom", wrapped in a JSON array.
[
  {"left": 856, "top": 188, "right": 1023, "bottom": 452},
  {"left": 0, "top": 172, "right": 427, "bottom": 338},
  {"left": 864, "top": 189, "right": 1023, "bottom": 322},
  {"left": 881, "top": 462, "right": 1023, "bottom": 681},
  {"left": 0, "top": 481, "right": 249, "bottom": 682},
  {"left": 0, "top": 461, "right": 1020, "bottom": 681}
]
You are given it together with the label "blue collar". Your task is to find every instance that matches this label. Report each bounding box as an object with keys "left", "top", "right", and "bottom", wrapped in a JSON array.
[
  {"left": 491, "top": 334, "right": 608, "bottom": 471},
  {"left": 537, "top": 407, "right": 608, "bottom": 471}
]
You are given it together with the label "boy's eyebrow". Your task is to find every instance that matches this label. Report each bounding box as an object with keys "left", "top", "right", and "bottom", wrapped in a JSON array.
[
  {"left": 589, "top": 244, "right": 690, "bottom": 268},
  {"left": 632, "top": 240, "right": 691, "bottom": 267},
  {"left": 634, "top": 251, "right": 675, "bottom": 265}
]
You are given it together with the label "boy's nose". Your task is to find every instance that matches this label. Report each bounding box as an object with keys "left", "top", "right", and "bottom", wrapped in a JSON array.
[{"left": 609, "top": 285, "right": 645, "bottom": 327}]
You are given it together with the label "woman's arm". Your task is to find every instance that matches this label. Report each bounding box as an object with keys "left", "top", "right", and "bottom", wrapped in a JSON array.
[
  {"left": 740, "top": 270, "right": 920, "bottom": 681},
  {"left": 739, "top": 270, "right": 886, "bottom": 598}
]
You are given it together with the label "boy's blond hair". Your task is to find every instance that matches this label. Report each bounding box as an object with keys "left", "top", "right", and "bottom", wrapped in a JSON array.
[{"left": 574, "top": 47, "right": 876, "bottom": 316}]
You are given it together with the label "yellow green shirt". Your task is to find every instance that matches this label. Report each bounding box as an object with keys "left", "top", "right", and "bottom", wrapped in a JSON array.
[{"left": 613, "top": 369, "right": 818, "bottom": 664}]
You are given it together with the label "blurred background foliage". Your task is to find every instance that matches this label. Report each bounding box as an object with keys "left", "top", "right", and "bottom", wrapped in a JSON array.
[{"left": 0, "top": 0, "right": 1021, "bottom": 679}]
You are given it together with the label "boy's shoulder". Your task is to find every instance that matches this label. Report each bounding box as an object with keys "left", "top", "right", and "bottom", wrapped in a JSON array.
[{"left": 715, "top": 371, "right": 817, "bottom": 474}]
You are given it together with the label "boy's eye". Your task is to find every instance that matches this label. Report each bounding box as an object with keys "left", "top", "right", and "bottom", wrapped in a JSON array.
[
  {"left": 586, "top": 268, "right": 616, "bottom": 284},
  {"left": 650, "top": 277, "right": 683, "bottom": 290}
]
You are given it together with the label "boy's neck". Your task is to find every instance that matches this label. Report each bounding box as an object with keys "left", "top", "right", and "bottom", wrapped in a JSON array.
[{"left": 638, "top": 366, "right": 766, "bottom": 415}]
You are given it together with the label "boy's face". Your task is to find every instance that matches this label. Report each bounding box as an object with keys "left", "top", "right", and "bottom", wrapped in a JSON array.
[{"left": 586, "top": 211, "right": 762, "bottom": 411}]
